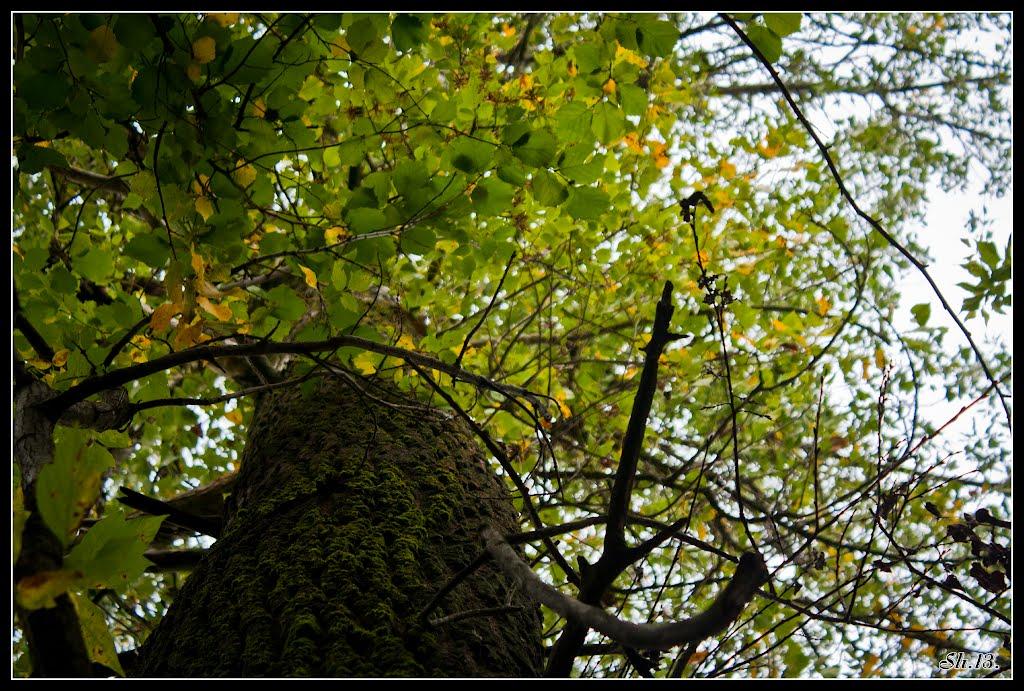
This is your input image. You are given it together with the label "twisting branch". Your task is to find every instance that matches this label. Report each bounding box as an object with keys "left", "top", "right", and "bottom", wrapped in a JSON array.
[
  {"left": 720, "top": 13, "right": 1011, "bottom": 431},
  {"left": 546, "top": 281, "right": 690, "bottom": 676},
  {"left": 484, "top": 527, "right": 769, "bottom": 651},
  {"left": 604, "top": 280, "right": 687, "bottom": 555}
]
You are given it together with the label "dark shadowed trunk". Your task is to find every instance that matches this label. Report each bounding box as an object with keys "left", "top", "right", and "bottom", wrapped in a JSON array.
[{"left": 133, "top": 372, "right": 543, "bottom": 677}]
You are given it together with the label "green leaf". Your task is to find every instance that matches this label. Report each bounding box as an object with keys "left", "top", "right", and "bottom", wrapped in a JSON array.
[
  {"left": 531, "top": 170, "right": 568, "bottom": 206},
  {"left": 16, "top": 143, "right": 69, "bottom": 175},
  {"left": 496, "top": 161, "right": 528, "bottom": 186},
  {"left": 346, "top": 207, "right": 389, "bottom": 234},
  {"left": 19, "top": 72, "right": 71, "bottom": 111},
  {"left": 910, "top": 303, "right": 931, "bottom": 327},
  {"left": 36, "top": 429, "right": 113, "bottom": 547},
  {"left": 554, "top": 101, "right": 594, "bottom": 141},
  {"left": 471, "top": 177, "right": 516, "bottom": 216},
  {"left": 746, "top": 25, "right": 783, "bottom": 63},
  {"left": 346, "top": 18, "right": 379, "bottom": 55},
  {"left": 399, "top": 224, "right": 437, "bottom": 254},
  {"left": 14, "top": 485, "right": 29, "bottom": 563},
  {"left": 977, "top": 241, "right": 1000, "bottom": 269},
  {"left": 591, "top": 101, "right": 625, "bottom": 145},
  {"left": 636, "top": 19, "right": 679, "bottom": 58},
  {"left": 764, "top": 13, "right": 802, "bottom": 37},
  {"left": 65, "top": 510, "right": 164, "bottom": 592},
  {"left": 619, "top": 84, "right": 648, "bottom": 117},
  {"left": 573, "top": 42, "right": 604, "bottom": 74},
  {"left": 451, "top": 138, "right": 494, "bottom": 173},
  {"left": 71, "top": 593, "right": 125, "bottom": 676},
  {"left": 393, "top": 160, "right": 431, "bottom": 199},
  {"left": 391, "top": 14, "right": 427, "bottom": 52},
  {"left": 124, "top": 234, "right": 171, "bottom": 268},
  {"left": 512, "top": 129, "right": 558, "bottom": 168},
  {"left": 565, "top": 186, "right": 610, "bottom": 220},
  {"left": 77, "top": 247, "right": 115, "bottom": 283},
  {"left": 264, "top": 285, "right": 307, "bottom": 322}
]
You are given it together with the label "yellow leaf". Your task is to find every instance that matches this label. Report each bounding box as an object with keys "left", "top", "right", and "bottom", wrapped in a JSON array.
[
  {"left": 501, "top": 24, "right": 516, "bottom": 37},
  {"left": 251, "top": 98, "right": 266, "bottom": 119},
  {"left": 197, "top": 279, "right": 224, "bottom": 299},
  {"left": 396, "top": 334, "right": 417, "bottom": 351},
  {"left": 557, "top": 399, "right": 572, "bottom": 418},
  {"left": 614, "top": 44, "right": 649, "bottom": 68},
  {"left": 172, "top": 319, "right": 205, "bottom": 350},
  {"left": 186, "top": 61, "right": 201, "bottom": 82},
  {"left": 224, "top": 409, "right": 243, "bottom": 424},
  {"left": 195, "top": 196, "right": 214, "bottom": 221},
  {"left": 353, "top": 351, "right": 379, "bottom": 375},
  {"left": 51, "top": 349, "right": 70, "bottom": 367},
  {"left": 874, "top": 347, "right": 886, "bottom": 369},
  {"left": 567, "top": 61, "right": 577, "bottom": 77},
  {"left": 816, "top": 295, "right": 831, "bottom": 316},
  {"left": 321, "top": 227, "right": 350, "bottom": 245},
  {"left": 719, "top": 159, "right": 737, "bottom": 179},
  {"left": 771, "top": 319, "right": 788, "bottom": 332},
  {"left": 192, "top": 36, "right": 216, "bottom": 64},
  {"left": 27, "top": 358, "right": 52, "bottom": 370},
  {"left": 623, "top": 133, "right": 645, "bottom": 154},
  {"left": 16, "top": 569, "right": 83, "bottom": 610},
  {"left": 649, "top": 140, "right": 670, "bottom": 168},
  {"left": 602, "top": 78, "right": 617, "bottom": 95},
  {"left": 149, "top": 303, "right": 181, "bottom": 332},
  {"left": 233, "top": 163, "right": 256, "bottom": 187},
  {"left": 190, "top": 250, "right": 206, "bottom": 281},
  {"left": 299, "top": 265, "right": 318, "bottom": 288},
  {"left": 197, "top": 296, "right": 232, "bottom": 322},
  {"left": 207, "top": 12, "right": 239, "bottom": 27},
  {"left": 88, "top": 25, "right": 120, "bottom": 63}
]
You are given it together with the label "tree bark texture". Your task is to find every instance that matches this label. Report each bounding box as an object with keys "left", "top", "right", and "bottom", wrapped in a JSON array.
[{"left": 134, "top": 373, "right": 543, "bottom": 676}]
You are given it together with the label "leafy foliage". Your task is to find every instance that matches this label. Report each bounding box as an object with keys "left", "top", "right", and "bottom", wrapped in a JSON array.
[{"left": 12, "top": 12, "right": 1011, "bottom": 678}]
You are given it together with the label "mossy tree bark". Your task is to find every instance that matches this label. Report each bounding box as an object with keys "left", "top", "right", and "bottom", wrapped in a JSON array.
[{"left": 134, "top": 373, "right": 543, "bottom": 677}]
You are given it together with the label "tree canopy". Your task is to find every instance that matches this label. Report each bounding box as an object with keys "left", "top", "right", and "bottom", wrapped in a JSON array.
[{"left": 12, "top": 12, "right": 1012, "bottom": 678}]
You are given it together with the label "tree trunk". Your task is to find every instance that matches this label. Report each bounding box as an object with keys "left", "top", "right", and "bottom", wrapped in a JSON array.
[{"left": 133, "top": 372, "right": 544, "bottom": 677}]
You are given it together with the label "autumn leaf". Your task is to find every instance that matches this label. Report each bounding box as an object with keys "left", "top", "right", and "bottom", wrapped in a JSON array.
[
  {"left": 207, "top": 12, "right": 239, "bottom": 27},
  {"left": 324, "top": 226, "right": 349, "bottom": 244},
  {"left": 149, "top": 303, "right": 181, "bottom": 332},
  {"left": 195, "top": 196, "right": 214, "bottom": 220},
  {"left": 299, "top": 265, "right": 318, "bottom": 288},
  {"left": 15, "top": 569, "right": 83, "bottom": 610},
  {"left": 197, "top": 296, "right": 233, "bottom": 322},
  {"left": 233, "top": 163, "right": 257, "bottom": 187},
  {"left": 353, "top": 351, "right": 379, "bottom": 375},
  {"left": 192, "top": 36, "right": 216, "bottom": 64}
]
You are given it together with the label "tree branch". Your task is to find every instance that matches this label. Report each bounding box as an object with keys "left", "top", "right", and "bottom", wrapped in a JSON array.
[{"left": 484, "top": 527, "right": 769, "bottom": 652}]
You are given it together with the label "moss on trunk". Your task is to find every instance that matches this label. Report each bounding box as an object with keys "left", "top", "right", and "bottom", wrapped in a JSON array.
[{"left": 134, "top": 373, "right": 543, "bottom": 676}]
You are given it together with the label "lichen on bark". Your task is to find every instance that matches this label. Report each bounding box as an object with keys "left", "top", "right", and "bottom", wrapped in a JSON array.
[{"left": 134, "top": 371, "right": 543, "bottom": 677}]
